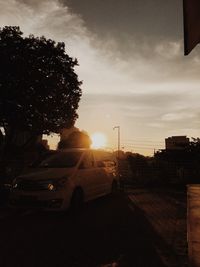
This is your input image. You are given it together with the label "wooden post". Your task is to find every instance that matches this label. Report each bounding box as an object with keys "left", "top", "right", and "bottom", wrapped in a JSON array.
[{"left": 188, "top": 184, "right": 200, "bottom": 267}]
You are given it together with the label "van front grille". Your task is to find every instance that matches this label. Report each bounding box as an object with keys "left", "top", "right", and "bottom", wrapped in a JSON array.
[{"left": 17, "top": 180, "right": 49, "bottom": 191}]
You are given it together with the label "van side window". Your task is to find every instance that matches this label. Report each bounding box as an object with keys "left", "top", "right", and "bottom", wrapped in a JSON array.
[{"left": 80, "top": 152, "right": 94, "bottom": 169}]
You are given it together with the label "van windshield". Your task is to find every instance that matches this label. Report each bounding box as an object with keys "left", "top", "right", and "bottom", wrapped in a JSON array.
[{"left": 37, "top": 151, "right": 82, "bottom": 168}]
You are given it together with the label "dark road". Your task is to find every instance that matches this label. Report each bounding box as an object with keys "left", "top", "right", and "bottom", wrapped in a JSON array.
[{"left": 0, "top": 193, "right": 165, "bottom": 267}]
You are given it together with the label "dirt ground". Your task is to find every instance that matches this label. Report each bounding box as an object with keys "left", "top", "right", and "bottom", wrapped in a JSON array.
[
  {"left": 0, "top": 186, "right": 189, "bottom": 267},
  {"left": 127, "top": 187, "right": 188, "bottom": 267},
  {"left": 0, "top": 192, "right": 166, "bottom": 267}
]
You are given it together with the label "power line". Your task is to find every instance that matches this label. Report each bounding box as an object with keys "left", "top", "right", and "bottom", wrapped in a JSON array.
[
  {"left": 121, "top": 139, "right": 164, "bottom": 144},
  {"left": 112, "top": 138, "right": 164, "bottom": 144},
  {"left": 121, "top": 142, "right": 163, "bottom": 146},
  {"left": 123, "top": 147, "right": 162, "bottom": 150},
  {"left": 107, "top": 144, "right": 163, "bottom": 150},
  {"left": 108, "top": 142, "right": 164, "bottom": 147}
]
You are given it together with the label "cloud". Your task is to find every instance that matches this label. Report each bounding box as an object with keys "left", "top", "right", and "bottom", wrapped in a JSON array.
[
  {"left": 0, "top": 0, "right": 88, "bottom": 40},
  {"left": 161, "top": 112, "right": 196, "bottom": 122},
  {"left": 1, "top": 0, "right": 200, "bottom": 91},
  {"left": 0, "top": 0, "right": 126, "bottom": 94},
  {"left": 154, "top": 40, "right": 182, "bottom": 59}
]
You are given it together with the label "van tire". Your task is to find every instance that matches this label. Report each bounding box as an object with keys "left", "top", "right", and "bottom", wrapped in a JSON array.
[{"left": 70, "top": 188, "right": 84, "bottom": 211}]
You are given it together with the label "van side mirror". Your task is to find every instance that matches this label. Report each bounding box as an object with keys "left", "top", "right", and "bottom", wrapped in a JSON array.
[{"left": 97, "top": 161, "right": 105, "bottom": 168}]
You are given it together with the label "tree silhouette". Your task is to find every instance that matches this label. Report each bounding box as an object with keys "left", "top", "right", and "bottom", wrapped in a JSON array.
[
  {"left": 57, "top": 131, "right": 91, "bottom": 149},
  {"left": 0, "top": 26, "right": 82, "bottom": 157}
]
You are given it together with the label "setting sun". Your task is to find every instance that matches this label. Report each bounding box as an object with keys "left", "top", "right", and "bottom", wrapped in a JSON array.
[{"left": 91, "top": 132, "right": 107, "bottom": 149}]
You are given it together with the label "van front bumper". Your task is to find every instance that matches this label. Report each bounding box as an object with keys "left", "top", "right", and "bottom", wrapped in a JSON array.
[
  {"left": 9, "top": 189, "right": 71, "bottom": 211},
  {"left": 9, "top": 196, "right": 63, "bottom": 209}
]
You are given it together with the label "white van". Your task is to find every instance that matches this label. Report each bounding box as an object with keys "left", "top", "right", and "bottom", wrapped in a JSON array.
[{"left": 9, "top": 149, "right": 118, "bottom": 211}]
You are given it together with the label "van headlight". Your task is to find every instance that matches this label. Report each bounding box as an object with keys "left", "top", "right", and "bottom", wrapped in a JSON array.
[
  {"left": 47, "top": 183, "right": 55, "bottom": 191},
  {"left": 13, "top": 182, "right": 18, "bottom": 189},
  {"left": 12, "top": 178, "right": 20, "bottom": 189},
  {"left": 47, "top": 178, "right": 66, "bottom": 191}
]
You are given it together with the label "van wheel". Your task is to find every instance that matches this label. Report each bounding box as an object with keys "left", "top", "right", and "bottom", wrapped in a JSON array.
[
  {"left": 111, "top": 180, "right": 118, "bottom": 195},
  {"left": 70, "top": 188, "right": 84, "bottom": 211}
]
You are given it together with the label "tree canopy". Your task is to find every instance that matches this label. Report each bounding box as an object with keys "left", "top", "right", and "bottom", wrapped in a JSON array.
[
  {"left": 57, "top": 131, "right": 91, "bottom": 149},
  {"left": 0, "top": 26, "right": 82, "bottom": 143}
]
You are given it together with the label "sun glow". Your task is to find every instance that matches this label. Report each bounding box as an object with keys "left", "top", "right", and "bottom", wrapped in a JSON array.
[{"left": 91, "top": 132, "right": 107, "bottom": 149}]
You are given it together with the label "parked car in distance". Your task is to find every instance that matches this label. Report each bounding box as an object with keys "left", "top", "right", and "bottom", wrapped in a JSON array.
[{"left": 9, "top": 149, "right": 118, "bottom": 211}]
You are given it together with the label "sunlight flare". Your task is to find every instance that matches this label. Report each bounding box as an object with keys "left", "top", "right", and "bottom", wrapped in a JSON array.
[{"left": 91, "top": 132, "right": 107, "bottom": 149}]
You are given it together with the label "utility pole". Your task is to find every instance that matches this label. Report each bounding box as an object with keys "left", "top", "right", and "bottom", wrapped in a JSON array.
[
  {"left": 113, "top": 126, "right": 120, "bottom": 166},
  {"left": 113, "top": 126, "right": 120, "bottom": 160},
  {"left": 113, "top": 126, "right": 123, "bottom": 190}
]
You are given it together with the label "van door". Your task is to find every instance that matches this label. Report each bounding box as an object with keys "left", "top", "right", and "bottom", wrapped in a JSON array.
[
  {"left": 77, "top": 151, "right": 102, "bottom": 201},
  {"left": 92, "top": 152, "right": 116, "bottom": 195}
]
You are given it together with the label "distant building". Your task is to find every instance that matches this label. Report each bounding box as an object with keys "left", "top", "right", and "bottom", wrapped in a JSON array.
[{"left": 165, "top": 136, "right": 190, "bottom": 150}]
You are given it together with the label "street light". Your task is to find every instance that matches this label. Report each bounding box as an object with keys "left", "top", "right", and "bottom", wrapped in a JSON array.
[
  {"left": 113, "top": 126, "right": 120, "bottom": 160},
  {"left": 113, "top": 126, "right": 121, "bottom": 188}
]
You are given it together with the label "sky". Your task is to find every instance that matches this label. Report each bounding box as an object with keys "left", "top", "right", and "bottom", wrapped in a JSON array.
[{"left": 1, "top": 0, "right": 200, "bottom": 155}]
